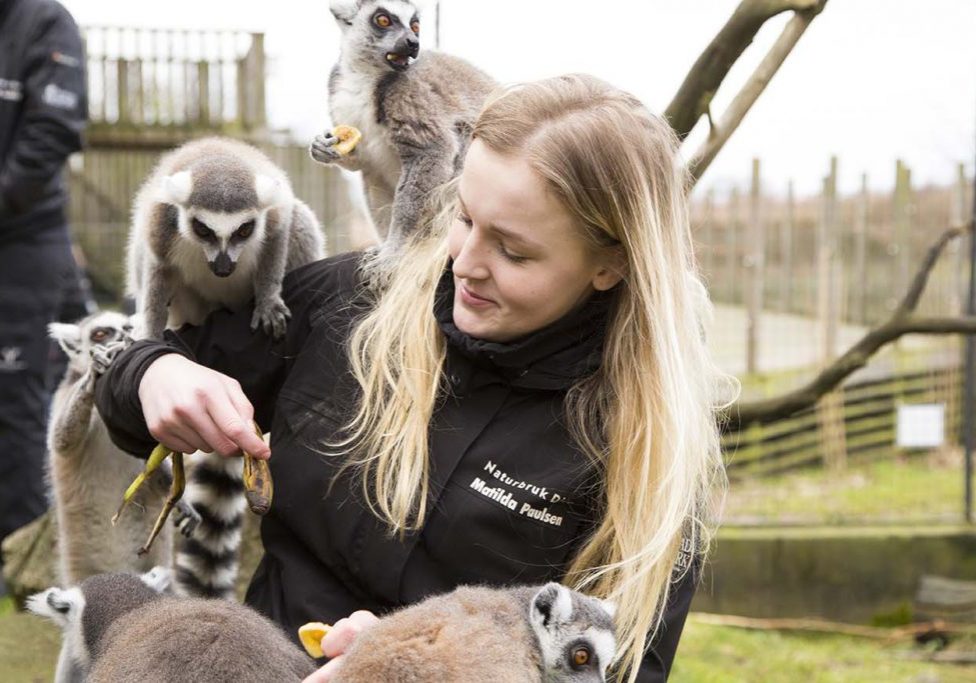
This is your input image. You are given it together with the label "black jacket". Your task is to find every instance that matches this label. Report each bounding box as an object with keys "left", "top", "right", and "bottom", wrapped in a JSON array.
[
  {"left": 0, "top": 0, "right": 86, "bottom": 244},
  {"left": 95, "top": 252, "right": 700, "bottom": 682}
]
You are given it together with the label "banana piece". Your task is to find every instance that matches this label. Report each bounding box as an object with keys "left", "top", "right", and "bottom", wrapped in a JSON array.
[
  {"left": 331, "top": 125, "right": 362, "bottom": 156},
  {"left": 243, "top": 422, "right": 273, "bottom": 515},
  {"left": 298, "top": 621, "right": 332, "bottom": 659}
]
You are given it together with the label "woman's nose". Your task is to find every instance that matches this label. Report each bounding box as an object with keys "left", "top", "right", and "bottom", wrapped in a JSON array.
[{"left": 452, "top": 228, "right": 491, "bottom": 280}]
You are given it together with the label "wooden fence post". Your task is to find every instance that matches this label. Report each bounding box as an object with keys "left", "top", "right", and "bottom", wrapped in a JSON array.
[
  {"left": 817, "top": 156, "right": 847, "bottom": 472},
  {"left": 854, "top": 172, "right": 869, "bottom": 324},
  {"left": 780, "top": 179, "right": 794, "bottom": 313},
  {"left": 746, "top": 158, "right": 764, "bottom": 374}
]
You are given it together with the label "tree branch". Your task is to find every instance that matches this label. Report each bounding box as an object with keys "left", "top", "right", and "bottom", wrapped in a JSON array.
[
  {"left": 665, "top": 0, "right": 825, "bottom": 141},
  {"left": 688, "top": 4, "right": 826, "bottom": 184},
  {"left": 725, "top": 221, "right": 975, "bottom": 431}
]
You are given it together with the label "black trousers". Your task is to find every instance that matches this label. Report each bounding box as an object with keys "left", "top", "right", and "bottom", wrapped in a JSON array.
[{"left": 0, "top": 232, "right": 89, "bottom": 551}]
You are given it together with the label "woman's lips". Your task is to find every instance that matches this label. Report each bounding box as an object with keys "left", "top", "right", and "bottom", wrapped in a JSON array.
[{"left": 459, "top": 283, "right": 495, "bottom": 308}]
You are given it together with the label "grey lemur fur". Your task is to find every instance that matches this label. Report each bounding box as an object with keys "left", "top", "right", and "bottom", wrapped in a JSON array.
[
  {"left": 336, "top": 583, "right": 617, "bottom": 682},
  {"left": 26, "top": 568, "right": 315, "bottom": 683},
  {"left": 128, "top": 135, "right": 326, "bottom": 339},
  {"left": 127, "top": 136, "right": 326, "bottom": 600},
  {"left": 311, "top": 0, "right": 495, "bottom": 272}
]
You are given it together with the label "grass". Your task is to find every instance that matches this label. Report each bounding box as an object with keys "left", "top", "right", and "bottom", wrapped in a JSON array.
[
  {"left": 724, "top": 450, "right": 966, "bottom": 525},
  {"left": 674, "top": 616, "right": 976, "bottom": 683},
  {"left": 0, "top": 598, "right": 60, "bottom": 683}
]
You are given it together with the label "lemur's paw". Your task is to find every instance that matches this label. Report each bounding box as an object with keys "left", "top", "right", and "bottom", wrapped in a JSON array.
[
  {"left": 309, "top": 132, "right": 343, "bottom": 164},
  {"left": 252, "top": 295, "right": 291, "bottom": 339},
  {"left": 90, "top": 340, "right": 129, "bottom": 375},
  {"left": 173, "top": 499, "right": 202, "bottom": 538}
]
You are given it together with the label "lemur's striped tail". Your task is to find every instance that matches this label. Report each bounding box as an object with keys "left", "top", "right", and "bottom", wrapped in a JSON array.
[{"left": 173, "top": 452, "right": 246, "bottom": 600}]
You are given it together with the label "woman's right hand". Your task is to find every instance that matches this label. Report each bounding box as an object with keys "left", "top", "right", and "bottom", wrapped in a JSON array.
[
  {"left": 138, "top": 353, "right": 270, "bottom": 459},
  {"left": 302, "top": 610, "right": 380, "bottom": 683}
]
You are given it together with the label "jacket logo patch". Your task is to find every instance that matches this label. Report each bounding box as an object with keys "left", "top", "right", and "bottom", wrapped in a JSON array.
[
  {"left": 467, "top": 460, "right": 569, "bottom": 528},
  {"left": 51, "top": 51, "right": 81, "bottom": 68},
  {"left": 0, "top": 79, "right": 23, "bottom": 102},
  {"left": 42, "top": 83, "right": 78, "bottom": 110},
  {"left": 0, "top": 346, "right": 27, "bottom": 372}
]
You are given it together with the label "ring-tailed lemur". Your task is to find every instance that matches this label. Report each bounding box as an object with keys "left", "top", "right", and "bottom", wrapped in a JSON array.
[
  {"left": 311, "top": 0, "right": 496, "bottom": 271},
  {"left": 127, "top": 136, "right": 327, "bottom": 600},
  {"left": 26, "top": 568, "right": 315, "bottom": 683},
  {"left": 47, "top": 311, "right": 201, "bottom": 586},
  {"left": 336, "top": 583, "right": 617, "bottom": 682},
  {"left": 128, "top": 135, "right": 326, "bottom": 339}
]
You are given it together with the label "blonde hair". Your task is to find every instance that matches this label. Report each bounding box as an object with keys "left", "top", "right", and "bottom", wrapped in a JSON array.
[{"left": 335, "top": 74, "right": 734, "bottom": 682}]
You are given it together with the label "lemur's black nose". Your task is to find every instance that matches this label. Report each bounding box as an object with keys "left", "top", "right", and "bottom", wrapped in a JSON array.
[
  {"left": 210, "top": 252, "right": 235, "bottom": 278},
  {"left": 405, "top": 35, "right": 420, "bottom": 57}
]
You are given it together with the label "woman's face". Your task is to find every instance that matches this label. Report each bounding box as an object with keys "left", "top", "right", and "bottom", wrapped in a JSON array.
[{"left": 447, "top": 140, "right": 623, "bottom": 343}]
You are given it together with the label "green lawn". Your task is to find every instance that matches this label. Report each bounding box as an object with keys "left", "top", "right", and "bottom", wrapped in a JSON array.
[
  {"left": 725, "top": 451, "right": 966, "bottom": 525},
  {"left": 675, "top": 615, "right": 976, "bottom": 683}
]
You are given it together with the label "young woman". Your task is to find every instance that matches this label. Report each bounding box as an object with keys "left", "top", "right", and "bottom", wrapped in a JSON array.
[{"left": 96, "top": 74, "right": 732, "bottom": 682}]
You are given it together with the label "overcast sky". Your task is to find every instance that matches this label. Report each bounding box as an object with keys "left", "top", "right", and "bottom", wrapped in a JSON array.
[{"left": 61, "top": 0, "right": 976, "bottom": 198}]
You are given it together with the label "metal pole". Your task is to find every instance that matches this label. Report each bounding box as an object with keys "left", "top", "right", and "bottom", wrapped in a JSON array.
[
  {"left": 964, "top": 144, "right": 976, "bottom": 523},
  {"left": 435, "top": 1, "right": 442, "bottom": 49}
]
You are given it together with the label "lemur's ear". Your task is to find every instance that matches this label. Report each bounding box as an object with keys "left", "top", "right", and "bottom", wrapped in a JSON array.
[
  {"left": 530, "top": 583, "right": 573, "bottom": 630},
  {"left": 25, "top": 587, "right": 84, "bottom": 628},
  {"left": 140, "top": 566, "right": 173, "bottom": 594},
  {"left": 162, "top": 171, "right": 193, "bottom": 205},
  {"left": 255, "top": 174, "right": 286, "bottom": 208},
  {"left": 48, "top": 323, "right": 82, "bottom": 357},
  {"left": 330, "top": 0, "right": 358, "bottom": 26}
]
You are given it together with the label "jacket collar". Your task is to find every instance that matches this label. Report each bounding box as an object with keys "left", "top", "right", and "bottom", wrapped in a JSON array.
[{"left": 433, "top": 263, "right": 615, "bottom": 391}]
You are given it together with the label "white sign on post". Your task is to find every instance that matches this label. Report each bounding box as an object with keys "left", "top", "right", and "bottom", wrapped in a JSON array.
[{"left": 895, "top": 403, "right": 945, "bottom": 449}]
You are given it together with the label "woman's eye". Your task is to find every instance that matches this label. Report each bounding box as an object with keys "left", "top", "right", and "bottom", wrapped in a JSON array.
[
  {"left": 499, "top": 245, "right": 528, "bottom": 263},
  {"left": 374, "top": 12, "right": 391, "bottom": 28},
  {"left": 456, "top": 212, "right": 473, "bottom": 227}
]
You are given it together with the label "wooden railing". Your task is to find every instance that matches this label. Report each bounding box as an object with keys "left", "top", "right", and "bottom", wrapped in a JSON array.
[{"left": 724, "top": 349, "right": 963, "bottom": 479}]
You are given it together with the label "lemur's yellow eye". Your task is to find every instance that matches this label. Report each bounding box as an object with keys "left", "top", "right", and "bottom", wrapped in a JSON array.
[
  {"left": 410, "top": 20, "right": 420, "bottom": 34},
  {"left": 374, "top": 13, "right": 391, "bottom": 28},
  {"left": 572, "top": 647, "right": 591, "bottom": 667}
]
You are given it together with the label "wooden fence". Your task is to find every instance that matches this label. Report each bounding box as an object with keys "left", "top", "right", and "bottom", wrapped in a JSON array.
[{"left": 82, "top": 26, "right": 267, "bottom": 146}]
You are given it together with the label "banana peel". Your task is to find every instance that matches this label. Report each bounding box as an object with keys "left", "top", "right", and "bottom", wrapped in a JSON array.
[
  {"left": 242, "top": 428, "right": 273, "bottom": 515},
  {"left": 114, "top": 421, "right": 273, "bottom": 554},
  {"left": 298, "top": 622, "right": 332, "bottom": 659},
  {"left": 331, "top": 125, "right": 362, "bottom": 156}
]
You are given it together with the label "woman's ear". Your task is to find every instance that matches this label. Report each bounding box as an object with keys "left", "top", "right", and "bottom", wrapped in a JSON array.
[{"left": 592, "top": 245, "right": 627, "bottom": 292}]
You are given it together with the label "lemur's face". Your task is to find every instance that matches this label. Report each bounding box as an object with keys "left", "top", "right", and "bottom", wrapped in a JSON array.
[
  {"left": 333, "top": 0, "right": 421, "bottom": 72},
  {"left": 49, "top": 311, "right": 136, "bottom": 373},
  {"left": 160, "top": 167, "right": 281, "bottom": 278},
  {"left": 184, "top": 208, "right": 262, "bottom": 277}
]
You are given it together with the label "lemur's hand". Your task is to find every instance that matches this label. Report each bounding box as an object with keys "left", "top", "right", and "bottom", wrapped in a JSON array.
[
  {"left": 252, "top": 294, "right": 290, "bottom": 339},
  {"left": 310, "top": 126, "right": 362, "bottom": 168},
  {"left": 90, "top": 339, "right": 129, "bottom": 376},
  {"left": 309, "top": 131, "right": 345, "bottom": 164}
]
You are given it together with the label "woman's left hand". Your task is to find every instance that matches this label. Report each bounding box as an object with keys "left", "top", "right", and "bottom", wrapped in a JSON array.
[{"left": 301, "top": 610, "right": 380, "bottom": 683}]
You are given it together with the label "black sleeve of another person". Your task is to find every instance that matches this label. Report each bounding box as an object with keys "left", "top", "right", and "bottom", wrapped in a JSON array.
[{"left": 0, "top": 5, "right": 86, "bottom": 217}]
